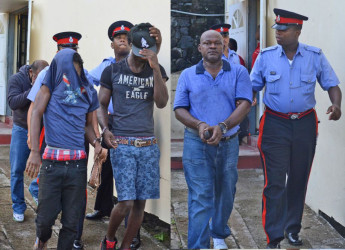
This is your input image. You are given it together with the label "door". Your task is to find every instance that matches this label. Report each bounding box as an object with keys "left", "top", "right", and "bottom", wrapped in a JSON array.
[
  {"left": 0, "top": 14, "right": 9, "bottom": 116},
  {"left": 227, "top": 2, "right": 248, "bottom": 62}
]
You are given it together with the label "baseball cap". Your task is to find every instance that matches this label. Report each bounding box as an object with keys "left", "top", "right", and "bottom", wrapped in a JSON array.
[{"left": 129, "top": 23, "right": 157, "bottom": 57}]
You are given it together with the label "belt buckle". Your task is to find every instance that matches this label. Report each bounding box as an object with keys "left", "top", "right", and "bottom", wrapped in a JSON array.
[
  {"left": 134, "top": 139, "right": 145, "bottom": 147},
  {"left": 290, "top": 114, "right": 299, "bottom": 120}
]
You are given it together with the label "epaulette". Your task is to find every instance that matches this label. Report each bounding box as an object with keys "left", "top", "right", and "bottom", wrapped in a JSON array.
[
  {"left": 260, "top": 45, "right": 278, "bottom": 54},
  {"left": 304, "top": 45, "right": 322, "bottom": 54}
]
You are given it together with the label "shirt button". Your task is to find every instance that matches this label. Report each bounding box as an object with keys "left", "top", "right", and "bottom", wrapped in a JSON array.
[
  {"left": 291, "top": 99, "right": 293, "bottom": 103},
  {"left": 290, "top": 82, "right": 292, "bottom": 85}
]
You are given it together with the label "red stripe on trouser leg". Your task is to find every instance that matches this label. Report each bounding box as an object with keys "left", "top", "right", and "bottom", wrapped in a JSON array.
[
  {"left": 257, "top": 111, "right": 271, "bottom": 243},
  {"left": 306, "top": 110, "right": 319, "bottom": 192}
]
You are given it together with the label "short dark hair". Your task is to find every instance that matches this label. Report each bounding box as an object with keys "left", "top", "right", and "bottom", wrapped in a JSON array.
[
  {"left": 292, "top": 24, "right": 302, "bottom": 31},
  {"left": 229, "top": 38, "right": 238, "bottom": 52},
  {"left": 31, "top": 60, "right": 49, "bottom": 73}
]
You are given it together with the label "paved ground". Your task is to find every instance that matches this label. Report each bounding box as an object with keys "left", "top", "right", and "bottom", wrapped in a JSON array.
[
  {"left": 0, "top": 145, "right": 167, "bottom": 250},
  {"left": 171, "top": 169, "right": 345, "bottom": 249}
]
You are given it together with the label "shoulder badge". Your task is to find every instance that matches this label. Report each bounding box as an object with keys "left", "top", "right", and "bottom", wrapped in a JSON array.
[
  {"left": 260, "top": 45, "right": 278, "bottom": 54},
  {"left": 304, "top": 45, "right": 322, "bottom": 54}
]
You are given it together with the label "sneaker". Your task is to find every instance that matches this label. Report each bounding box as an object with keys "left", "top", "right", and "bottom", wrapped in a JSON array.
[
  {"left": 100, "top": 236, "right": 117, "bottom": 250},
  {"left": 213, "top": 238, "right": 228, "bottom": 249},
  {"left": 33, "top": 237, "right": 47, "bottom": 250},
  {"left": 73, "top": 239, "right": 84, "bottom": 249},
  {"left": 13, "top": 213, "right": 24, "bottom": 222},
  {"left": 29, "top": 186, "right": 39, "bottom": 206},
  {"left": 130, "top": 237, "right": 141, "bottom": 249}
]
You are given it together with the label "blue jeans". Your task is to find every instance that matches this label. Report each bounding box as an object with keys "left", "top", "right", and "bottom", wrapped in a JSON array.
[
  {"left": 183, "top": 128, "right": 239, "bottom": 249},
  {"left": 10, "top": 124, "right": 31, "bottom": 214},
  {"left": 29, "top": 174, "right": 40, "bottom": 198}
]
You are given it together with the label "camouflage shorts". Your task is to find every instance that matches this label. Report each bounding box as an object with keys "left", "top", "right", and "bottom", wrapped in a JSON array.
[{"left": 110, "top": 143, "right": 160, "bottom": 201}]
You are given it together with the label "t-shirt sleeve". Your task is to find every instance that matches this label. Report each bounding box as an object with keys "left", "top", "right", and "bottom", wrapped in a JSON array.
[
  {"left": 88, "top": 87, "right": 100, "bottom": 113},
  {"left": 42, "top": 60, "right": 57, "bottom": 93},
  {"left": 89, "top": 59, "right": 112, "bottom": 86},
  {"left": 100, "top": 65, "right": 113, "bottom": 90},
  {"left": 159, "top": 64, "right": 169, "bottom": 82},
  {"left": 235, "top": 65, "right": 253, "bottom": 104},
  {"left": 27, "top": 67, "right": 48, "bottom": 102},
  {"left": 173, "top": 70, "right": 190, "bottom": 110},
  {"left": 317, "top": 52, "right": 340, "bottom": 91}
]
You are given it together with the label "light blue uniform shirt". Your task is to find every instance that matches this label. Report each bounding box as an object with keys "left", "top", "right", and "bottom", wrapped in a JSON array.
[
  {"left": 250, "top": 43, "right": 340, "bottom": 113},
  {"left": 89, "top": 57, "right": 116, "bottom": 114},
  {"left": 174, "top": 59, "right": 252, "bottom": 137},
  {"left": 222, "top": 48, "right": 240, "bottom": 65}
]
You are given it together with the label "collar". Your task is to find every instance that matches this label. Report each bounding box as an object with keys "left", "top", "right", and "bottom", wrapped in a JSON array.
[
  {"left": 196, "top": 59, "right": 231, "bottom": 74},
  {"left": 278, "top": 43, "right": 304, "bottom": 57}
]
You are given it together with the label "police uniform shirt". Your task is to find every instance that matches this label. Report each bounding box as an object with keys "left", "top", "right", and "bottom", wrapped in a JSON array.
[
  {"left": 222, "top": 48, "right": 241, "bottom": 65},
  {"left": 250, "top": 43, "right": 340, "bottom": 113}
]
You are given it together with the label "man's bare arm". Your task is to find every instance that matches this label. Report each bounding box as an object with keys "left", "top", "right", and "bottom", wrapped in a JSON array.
[
  {"left": 97, "top": 86, "right": 116, "bottom": 149},
  {"left": 25, "top": 85, "right": 50, "bottom": 178}
]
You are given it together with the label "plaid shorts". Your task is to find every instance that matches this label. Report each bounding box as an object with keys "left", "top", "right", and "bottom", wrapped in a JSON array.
[{"left": 110, "top": 142, "right": 160, "bottom": 201}]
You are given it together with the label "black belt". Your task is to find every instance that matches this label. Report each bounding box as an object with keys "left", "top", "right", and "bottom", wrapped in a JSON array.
[
  {"left": 186, "top": 127, "right": 238, "bottom": 141},
  {"left": 265, "top": 107, "right": 314, "bottom": 120}
]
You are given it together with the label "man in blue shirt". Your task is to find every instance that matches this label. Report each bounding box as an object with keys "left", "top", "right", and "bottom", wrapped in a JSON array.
[
  {"left": 26, "top": 49, "right": 100, "bottom": 250},
  {"left": 250, "top": 8, "right": 342, "bottom": 249},
  {"left": 174, "top": 30, "right": 252, "bottom": 249},
  {"left": 210, "top": 23, "right": 240, "bottom": 65}
]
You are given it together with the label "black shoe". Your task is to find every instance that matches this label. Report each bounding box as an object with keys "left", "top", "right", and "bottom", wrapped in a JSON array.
[
  {"left": 285, "top": 232, "right": 303, "bottom": 246},
  {"left": 73, "top": 240, "right": 83, "bottom": 249},
  {"left": 130, "top": 237, "right": 141, "bottom": 249},
  {"left": 85, "top": 210, "right": 103, "bottom": 220},
  {"left": 100, "top": 236, "right": 117, "bottom": 250},
  {"left": 266, "top": 240, "right": 281, "bottom": 249}
]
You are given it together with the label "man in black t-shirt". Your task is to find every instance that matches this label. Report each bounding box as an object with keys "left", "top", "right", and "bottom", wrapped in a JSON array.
[{"left": 97, "top": 23, "right": 169, "bottom": 250}]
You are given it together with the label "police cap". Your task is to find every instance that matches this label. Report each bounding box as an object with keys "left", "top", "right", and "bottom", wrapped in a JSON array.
[
  {"left": 272, "top": 8, "right": 308, "bottom": 30},
  {"left": 108, "top": 20, "right": 134, "bottom": 41},
  {"left": 210, "top": 23, "right": 231, "bottom": 35},
  {"left": 52, "top": 32, "right": 82, "bottom": 48}
]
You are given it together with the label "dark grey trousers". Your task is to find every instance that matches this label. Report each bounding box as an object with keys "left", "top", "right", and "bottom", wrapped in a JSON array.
[{"left": 36, "top": 159, "right": 87, "bottom": 250}]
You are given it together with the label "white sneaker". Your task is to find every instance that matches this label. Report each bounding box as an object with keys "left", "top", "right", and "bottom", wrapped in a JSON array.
[
  {"left": 213, "top": 238, "right": 228, "bottom": 249},
  {"left": 13, "top": 213, "right": 24, "bottom": 222}
]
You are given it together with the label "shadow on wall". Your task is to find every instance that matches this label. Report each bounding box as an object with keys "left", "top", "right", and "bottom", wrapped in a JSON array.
[{"left": 171, "top": 0, "right": 225, "bottom": 73}]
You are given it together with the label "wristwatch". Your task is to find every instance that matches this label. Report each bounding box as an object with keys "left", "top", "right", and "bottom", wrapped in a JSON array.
[{"left": 218, "top": 122, "right": 228, "bottom": 135}]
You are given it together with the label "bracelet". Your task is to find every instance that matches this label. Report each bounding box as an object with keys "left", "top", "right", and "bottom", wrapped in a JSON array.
[
  {"left": 93, "top": 137, "right": 101, "bottom": 146},
  {"left": 196, "top": 121, "right": 205, "bottom": 129},
  {"left": 101, "top": 127, "right": 108, "bottom": 137}
]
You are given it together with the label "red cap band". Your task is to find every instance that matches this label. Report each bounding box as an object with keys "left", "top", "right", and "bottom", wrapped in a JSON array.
[
  {"left": 56, "top": 37, "right": 78, "bottom": 45},
  {"left": 214, "top": 27, "right": 229, "bottom": 33},
  {"left": 112, "top": 26, "right": 131, "bottom": 37},
  {"left": 276, "top": 16, "right": 303, "bottom": 25}
]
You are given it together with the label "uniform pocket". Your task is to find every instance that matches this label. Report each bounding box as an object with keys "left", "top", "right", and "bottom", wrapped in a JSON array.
[
  {"left": 266, "top": 74, "right": 281, "bottom": 95},
  {"left": 301, "top": 74, "right": 316, "bottom": 95}
]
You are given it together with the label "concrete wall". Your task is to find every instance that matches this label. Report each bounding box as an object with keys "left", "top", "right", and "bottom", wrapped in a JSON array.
[{"left": 29, "top": 0, "right": 171, "bottom": 223}]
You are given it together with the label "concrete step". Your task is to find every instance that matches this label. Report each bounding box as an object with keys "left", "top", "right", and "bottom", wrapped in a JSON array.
[
  {"left": 0, "top": 145, "right": 10, "bottom": 160},
  {"left": 171, "top": 139, "right": 261, "bottom": 170},
  {"left": 0, "top": 122, "right": 12, "bottom": 145}
]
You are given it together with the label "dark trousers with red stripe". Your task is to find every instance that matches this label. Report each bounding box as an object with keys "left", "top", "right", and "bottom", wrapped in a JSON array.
[{"left": 258, "top": 109, "right": 318, "bottom": 243}]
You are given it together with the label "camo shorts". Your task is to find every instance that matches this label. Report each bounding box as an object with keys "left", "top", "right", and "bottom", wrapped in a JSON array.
[{"left": 110, "top": 143, "right": 160, "bottom": 201}]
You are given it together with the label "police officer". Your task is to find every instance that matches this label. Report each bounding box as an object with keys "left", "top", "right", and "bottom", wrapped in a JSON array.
[
  {"left": 250, "top": 8, "right": 342, "bottom": 249},
  {"left": 210, "top": 23, "right": 240, "bottom": 65}
]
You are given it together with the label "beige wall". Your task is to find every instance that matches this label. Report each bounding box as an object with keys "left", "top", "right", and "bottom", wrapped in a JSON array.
[
  {"left": 266, "top": 0, "right": 345, "bottom": 226},
  {"left": 29, "top": 0, "right": 171, "bottom": 223}
]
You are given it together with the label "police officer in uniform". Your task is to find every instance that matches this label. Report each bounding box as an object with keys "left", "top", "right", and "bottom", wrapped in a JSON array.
[
  {"left": 210, "top": 23, "right": 240, "bottom": 65},
  {"left": 250, "top": 8, "right": 342, "bottom": 248}
]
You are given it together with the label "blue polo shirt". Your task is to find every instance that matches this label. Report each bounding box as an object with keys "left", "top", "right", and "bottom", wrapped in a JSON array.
[
  {"left": 222, "top": 48, "right": 240, "bottom": 65},
  {"left": 250, "top": 43, "right": 340, "bottom": 113},
  {"left": 174, "top": 59, "right": 252, "bottom": 137}
]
